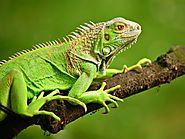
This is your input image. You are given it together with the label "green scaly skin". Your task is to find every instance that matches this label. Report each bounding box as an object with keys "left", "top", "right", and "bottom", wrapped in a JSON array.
[{"left": 0, "top": 17, "right": 151, "bottom": 121}]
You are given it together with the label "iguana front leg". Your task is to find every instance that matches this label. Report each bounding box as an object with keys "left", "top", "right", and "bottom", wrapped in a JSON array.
[
  {"left": 68, "top": 63, "right": 123, "bottom": 113},
  {"left": 96, "top": 58, "right": 152, "bottom": 79},
  {"left": 123, "top": 58, "right": 151, "bottom": 72}
]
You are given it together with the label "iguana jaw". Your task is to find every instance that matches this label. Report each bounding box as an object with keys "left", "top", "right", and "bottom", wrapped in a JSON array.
[
  {"left": 103, "top": 38, "right": 137, "bottom": 67},
  {"left": 108, "top": 34, "right": 139, "bottom": 56}
]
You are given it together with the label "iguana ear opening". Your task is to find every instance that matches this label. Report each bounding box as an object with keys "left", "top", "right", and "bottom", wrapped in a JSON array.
[{"left": 94, "top": 25, "right": 113, "bottom": 58}]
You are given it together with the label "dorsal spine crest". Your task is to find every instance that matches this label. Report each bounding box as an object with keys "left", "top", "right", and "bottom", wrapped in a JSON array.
[
  {"left": 0, "top": 38, "right": 63, "bottom": 67},
  {"left": 0, "top": 20, "right": 103, "bottom": 67}
]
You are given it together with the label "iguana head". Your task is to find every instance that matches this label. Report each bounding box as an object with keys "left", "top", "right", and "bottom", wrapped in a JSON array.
[
  {"left": 94, "top": 17, "right": 141, "bottom": 69},
  {"left": 64, "top": 17, "right": 141, "bottom": 74}
]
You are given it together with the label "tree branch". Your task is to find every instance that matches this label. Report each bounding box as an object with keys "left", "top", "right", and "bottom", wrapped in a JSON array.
[{"left": 0, "top": 46, "right": 185, "bottom": 139}]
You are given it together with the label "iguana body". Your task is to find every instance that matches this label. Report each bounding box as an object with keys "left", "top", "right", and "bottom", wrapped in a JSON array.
[{"left": 0, "top": 17, "right": 150, "bottom": 121}]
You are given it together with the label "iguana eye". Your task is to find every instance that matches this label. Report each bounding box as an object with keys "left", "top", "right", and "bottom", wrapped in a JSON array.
[{"left": 117, "top": 24, "right": 124, "bottom": 30}]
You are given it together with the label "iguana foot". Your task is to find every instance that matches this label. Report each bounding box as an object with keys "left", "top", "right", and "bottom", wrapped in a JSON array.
[
  {"left": 79, "top": 82, "right": 123, "bottom": 114},
  {"left": 26, "top": 90, "right": 87, "bottom": 121},
  {"left": 124, "top": 58, "right": 151, "bottom": 72}
]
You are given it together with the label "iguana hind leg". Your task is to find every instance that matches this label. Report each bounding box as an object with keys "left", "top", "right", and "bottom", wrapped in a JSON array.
[
  {"left": 27, "top": 90, "right": 87, "bottom": 121},
  {"left": 0, "top": 69, "right": 28, "bottom": 121},
  {"left": 0, "top": 69, "right": 86, "bottom": 121}
]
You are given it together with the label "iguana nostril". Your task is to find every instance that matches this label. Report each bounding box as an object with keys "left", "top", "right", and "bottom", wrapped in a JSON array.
[{"left": 136, "top": 25, "right": 141, "bottom": 30}]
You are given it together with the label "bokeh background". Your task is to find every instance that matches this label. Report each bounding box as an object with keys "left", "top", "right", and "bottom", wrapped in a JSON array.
[{"left": 0, "top": 0, "right": 185, "bottom": 139}]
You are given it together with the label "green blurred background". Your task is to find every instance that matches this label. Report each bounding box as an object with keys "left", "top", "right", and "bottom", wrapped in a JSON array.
[{"left": 0, "top": 0, "right": 185, "bottom": 139}]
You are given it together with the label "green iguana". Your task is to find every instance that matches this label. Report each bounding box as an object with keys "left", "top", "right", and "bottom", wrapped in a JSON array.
[{"left": 0, "top": 17, "right": 151, "bottom": 121}]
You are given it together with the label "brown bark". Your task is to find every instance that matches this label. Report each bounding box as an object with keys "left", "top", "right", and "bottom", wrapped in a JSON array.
[{"left": 0, "top": 46, "right": 185, "bottom": 139}]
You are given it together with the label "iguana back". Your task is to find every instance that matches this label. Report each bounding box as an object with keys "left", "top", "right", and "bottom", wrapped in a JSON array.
[{"left": 0, "top": 44, "right": 77, "bottom": 98}]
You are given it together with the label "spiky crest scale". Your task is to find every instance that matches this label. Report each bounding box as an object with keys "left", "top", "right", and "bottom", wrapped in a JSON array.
[
  {"left": 63, "top": 20, "right": 97, "bottom": 43},
  {"left": 0, "top": 20, "right": 100, "bottom": 67},
  {"left": 0, "top": 39, "right": 62, "bottom": 67}
]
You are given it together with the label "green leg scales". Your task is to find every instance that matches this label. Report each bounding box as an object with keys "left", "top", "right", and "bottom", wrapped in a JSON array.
[
  {"left": 27, "top": 90, "right": 87, "bottom": 121},
  {"left": 0, "top": 69, "right": 86, "bottom": 121},
  {"left": 78, "top": 82, "right": 123, "bottom": 114},
  {"left": 67, "top": 63, "right": 123, "bottom": 114},
  {"left": 97, "top": 58, "right": 151, "bottom": 78},
  {"left": 124, "top": 58, "right": 151, "bottom": 72},
  {"left": 86, "top": 58, "right": 151, "bottom": 113},
  {"left": 0, "top": 69, "right": 28, "bottom": 121}
]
